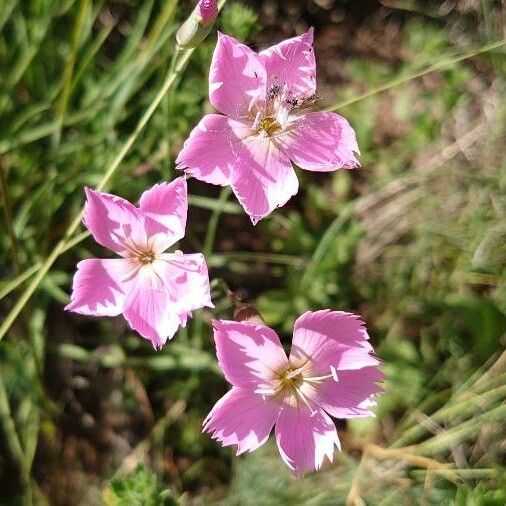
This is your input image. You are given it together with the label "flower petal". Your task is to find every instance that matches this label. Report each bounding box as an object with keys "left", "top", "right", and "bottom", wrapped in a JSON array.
[
  {"left": 176, "top": 114, "right": 252, "bottom": 186},
  {"left": 156, "top": 252, "right": 213, "bottom": 314},
  {"left": 139, "top": 178, "right": 188, "bottom": 247},
  {"left": 277, "top": 112, "right": 359, "bottom": 171},
  {"left": 210, "top": 33, "right": 266, "bottom": 119},
  {"left": 212, "top": 320, "right": 289, "bottom": 388},
  {"left": 65, "top": 258, "right": 133, "bottom": 316},
  {"left": 123, "top": 271, "right": 181, "bottom": 349},
  {"left": 316, "top": 367, "right": 384, "bottom": 419},
  {"left": 275, "top": 405, "right": 340, "bottom": 475},
  {"left": 260, "top": 28, "right": 316, "bottom": 99},
  {"left": 230, "top": 136, "right": 299, "bottom": 224},
  {"left": 83, "top": 188, "right": 147, "bottom": 255},
  {"left": 203, "top": 387, "right": 279, "bottom": 455},
  {"left": 290, "top": 310, "right": 380, "bottom": 375}
]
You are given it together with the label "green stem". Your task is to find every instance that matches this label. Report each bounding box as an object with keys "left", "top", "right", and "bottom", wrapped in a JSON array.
[
  {"left": 204, "top": 187, "right": 232, "bottom": 258},
  {"left": 53, "top": 0, "right": 89, "bottom": 148},
  {"left": 0, "top": 264, "right": 40, "bottom": 302},
  {"left": 0, "top": 48, "right": 196, "bottom": 342},
  {"left": 194, "top": 187, "right": 232, "bottom": 346},
  {"left": 163, "top": 49, "right": 180, "bottom": 178},
  {"left": 327, "top": 38, "right": 506, "bottom": 111},
  {"left": 300, "top": 205, "right": 354, "bottom": 288}
]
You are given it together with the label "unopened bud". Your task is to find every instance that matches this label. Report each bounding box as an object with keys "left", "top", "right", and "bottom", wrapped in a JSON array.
[
  {"left": 176, "top": 0, "right": 218, "bottom": 49},
  {"left": 233, "top": 303, "right": 265, "bottom": 326},
  {"left": 198, "top": 0, "right": 218, "bottom": 23}
]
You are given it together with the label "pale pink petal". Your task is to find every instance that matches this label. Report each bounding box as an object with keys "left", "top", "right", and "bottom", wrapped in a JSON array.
[
  {"left": 290, "top": 310, "right": 380, "bottom": 375},
  {"left": 123, "top": 271, "right": 180, "bottom": 349},
  {"left": 212, "top": 320, "right": 289, "bottom": 388},
  {"left": 65, "top": 258, "right": 133, "bottom": 316},
  {"left": 316, "top": 367, "right": 384, "bottom": 419},
  {"left": 203, "top": 387, "right": 280, "bottom": 455},
  {"left": 275, "top": 406, "right": 340, "bottom": 475},
  {"left": 155, "top": 252, "right": 213, "bottom": 314},
  {"left": 176, "top": 114, "right": 252, "bottom": 186},
  {"left": 209, "top": 33, "right": 266, "bottom": 119},
  {"left": 83, "top": 188, "right": 148, "bottom": 255},
  {"left": 139, "top": 178, "right": 188, "bottom": 247},
  {"left": 260, "top": 28, "right": 316, "bottom": 99},
  {"left": 230, "top": 136, "right": 299, "bottom": 224},
  {"left": 277, "top": 112, "right": 359, "bottom": 171}
]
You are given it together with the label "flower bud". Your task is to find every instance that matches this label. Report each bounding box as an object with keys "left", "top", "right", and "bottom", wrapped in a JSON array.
[
  {"left": 233, "top": 303, "right": 265, "bottom": 326},
  {"left": 198, "top": 0, "right": 218, "bottom": 23},
  {"left": 176, "top": 0, "right": 218, "bottom": 49}
]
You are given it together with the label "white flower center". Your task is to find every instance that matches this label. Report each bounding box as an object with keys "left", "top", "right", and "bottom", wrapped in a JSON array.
[
  {"left": 126, "top": 242, "right": 157, "bottom": 265},
  {"left": 256, "top": 363, "right": 336, "bottom": 410}
]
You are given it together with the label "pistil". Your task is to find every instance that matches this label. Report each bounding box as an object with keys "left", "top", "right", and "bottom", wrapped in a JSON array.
[
  {"left": 259, "top": 116, "right": 282, "bottom": 136},
  {"left": 138, "top": 250, "right": 156, "bottom": 265}
]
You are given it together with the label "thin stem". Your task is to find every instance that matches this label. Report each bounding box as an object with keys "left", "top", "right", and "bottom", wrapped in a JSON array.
[
  {"left": 204, "top": 187, "right": 232, "bottom": 258},
  {"left": 0, "top": 48, "right": 196, "bottom": 342},
  {"left": 193, "top": 187, "right": 232, "bottom": 346},
  {"left": 52, "top": 0, "right": 89, "bottom": 148},
  {"left": 327, "top": 38, "right": 506, "bottom": 112},
  {"left": 0, "top": 264, "right": 40, "bottom": 302},
  {"left": 300, "top": 206, "right": 353, "bottom": 288},
  {"left": 163, "top": 49, "right": 180, "bottom": 178}
]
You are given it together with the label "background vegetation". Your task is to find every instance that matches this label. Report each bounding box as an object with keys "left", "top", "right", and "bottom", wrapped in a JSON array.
[{"left": 0, "top": 0, "right": 505, "bottom": 504}]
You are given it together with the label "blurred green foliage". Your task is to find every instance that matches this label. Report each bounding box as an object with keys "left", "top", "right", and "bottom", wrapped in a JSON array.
[{"left": 104, "top": 465, "right": 178, "bottom": 506}]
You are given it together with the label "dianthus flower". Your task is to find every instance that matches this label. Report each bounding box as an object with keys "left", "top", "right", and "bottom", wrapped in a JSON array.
[
  {"left": 65, "top": 178, "right": 212, "bottom": 349},
  {"left": 177, "top": 29, "right": 359, "bottom": 223},
  {"left": 204, "top": 310, "right": 382, "bottom": 474}
]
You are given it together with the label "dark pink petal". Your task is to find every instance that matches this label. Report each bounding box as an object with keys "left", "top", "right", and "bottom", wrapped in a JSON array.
[
  {"left": 316, "top": 367, "right": 384, "bottom": 419},
  {"left": 159, "top": 252, "right": 213, "bottom": 314},
  {"left": 212, "top": 320, "right": 289, "bottom": 388},
  {"left": 83, "top": 188, "right": 147, "bottom": 255},
  {"left": 275, "top": 405, "right": 340, "bottom": 475},
  {"left": 260, "top": 28, "right": 316, "bottom": 99},
  {"left": 277, "top": 112, "right": 359, "bottom": 171},
  {"left": 139, "top": 177, "right": 188, "bottom": 246},
  {"left": 197, "top": 0, "right": 218, "bottom": 24},
  {"left": 176, "top": 114, "right": 252, "bottom": 186},
  {"left": 209, "top": 33, "right": 266, "bottom": 119},
  {"left": 203, "top": 387, "right": 280, "bottom": 455},
  {"left": 65, "top": 258, "right": 133, "bottom": 316},
  {"left": 123, "top": 273, "right": 180, "bottom": 349},
  {"left": 230, "top": 136, "right": 299, "bottom": 224},
  {"left": 290, "top": 310, "right": 380, "bottom": 374}
]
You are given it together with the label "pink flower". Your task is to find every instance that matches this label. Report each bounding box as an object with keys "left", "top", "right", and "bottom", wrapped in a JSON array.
[
  {"left": 204, "top": 310, "right": 382, "bottom": 474},
  {"left": 65, "top": 178, "right": 213, "bottom": 349},
  {"left": 176, "top": 29, "right": 359, "bottom": 224}
]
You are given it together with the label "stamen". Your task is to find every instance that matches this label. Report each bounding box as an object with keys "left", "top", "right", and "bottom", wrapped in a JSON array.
[
  {"left": 137, "top": 250, "right": 156, "bottom": 265},
  {"left": 259, "top": 116, "right": 281, "bottom": 136},
  {"left": 304, "top": 373, "right": 336, "bottom": 384},
  {"left": 161, "top": 254, "right": 201, "bottom": 273},
  {"left": 285, "top": 366, "right": 306, "bottom": 380},
  {"left": 254, "top": 386, "right": 278, "bottom": 396},
  {"left": 293, "top": 384, "right": 317, "bottom": 414}
]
